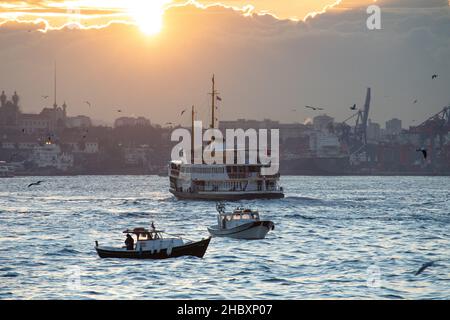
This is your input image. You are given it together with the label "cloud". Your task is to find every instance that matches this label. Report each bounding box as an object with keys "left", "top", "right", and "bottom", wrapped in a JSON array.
[
  {"left": 377, "top": 0, "right": 449, "bottom": 8},
  {"left": 0, "top": 0, "right": 448, "bottom": 127}
]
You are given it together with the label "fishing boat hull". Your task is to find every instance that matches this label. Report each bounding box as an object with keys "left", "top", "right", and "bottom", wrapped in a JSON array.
[
  {"left": 208, "top": 221, "right": 274, "bottom": 240},
  {"left": 170, "top": 189, "right": 284, "bottom": 201},
  {"left": 95, "top": 237, "right": 211, "bottom": 259}
]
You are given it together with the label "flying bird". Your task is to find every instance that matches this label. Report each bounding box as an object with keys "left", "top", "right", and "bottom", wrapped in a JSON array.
[
  {"left": 305, "top": 106, "right": 324, "bottom": 111},
  {"left": 415, "top": 261, "right": 435, "bottom": 276},
  {"left": 416, "top": 148, "right": 427, "bottom": 159},
  {"left": 117, "top": 109, "right": 122, "bottom": 113},
  {"left": 413, "top": 99, "right": 418, "bottom": 104},
  {"left": 432, "top": 74, "right": 438, "bottom": 80},
  {"left": 180, "top": 109, "right": 187, "bottom": 116},
  {"left": 350, "top": 104, "right": 357, "bottom": 110},
  {"left": 42, "top": 95, "right": 49, "bottom": 99},
  {"left": 84, "top": 101, "right": 91, "bottom": 107},
  {"left": 28, "top": 181, "right": 44, "bottom": 188}
]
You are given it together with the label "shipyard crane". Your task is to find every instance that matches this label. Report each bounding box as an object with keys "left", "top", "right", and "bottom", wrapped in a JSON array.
[
  {"left": 409, "top": 105, "right": 450, "bottom": 162},
  {"left": 335, "top": 88, "right": 371, "bottom": 156},
  {"left": 355, "top": 87, "right": 371, "bottom": 145}
]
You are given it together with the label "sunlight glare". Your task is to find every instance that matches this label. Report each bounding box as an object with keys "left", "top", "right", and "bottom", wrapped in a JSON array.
[{"left": 126, "top": 0, "right": 169, "bottom": 35}]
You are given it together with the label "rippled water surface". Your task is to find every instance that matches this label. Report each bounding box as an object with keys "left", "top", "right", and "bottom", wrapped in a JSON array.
[{"left": 0, "top": 176, "right": 449, "bottom": 299}]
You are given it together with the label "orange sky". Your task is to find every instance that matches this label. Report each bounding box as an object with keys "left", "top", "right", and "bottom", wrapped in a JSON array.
[{"left": 0, "top": 0, "right": 357, "bottom": 33}]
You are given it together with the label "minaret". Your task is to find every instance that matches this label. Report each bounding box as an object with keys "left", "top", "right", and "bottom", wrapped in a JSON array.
[
  {"left": 0, "top": 91, "right": 6, "bottom": 107},
  {"left": 12, "top": 91, "right": 19, "bottom": 107}
]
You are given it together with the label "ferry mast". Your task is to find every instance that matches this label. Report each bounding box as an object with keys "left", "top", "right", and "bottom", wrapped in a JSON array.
[{"left": 210, "top": 74, "right": 219, "bottom": 129}]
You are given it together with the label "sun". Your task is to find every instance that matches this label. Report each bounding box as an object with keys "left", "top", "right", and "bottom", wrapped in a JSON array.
[{"left": 126, "top": 0, "right": 169, "bottom": 35}]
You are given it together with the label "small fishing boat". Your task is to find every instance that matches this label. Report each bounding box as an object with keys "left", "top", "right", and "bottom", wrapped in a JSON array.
[
  {"left": 95, "top": 227, "right": 211, "bottom": 259},
  {"left": 207, "top": 203, "right": 275, "bottom": 240}
]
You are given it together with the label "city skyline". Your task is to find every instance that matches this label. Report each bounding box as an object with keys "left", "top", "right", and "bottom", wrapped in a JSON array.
[{"left": 0, "top": 88, "right": 419, "bottom": 129}]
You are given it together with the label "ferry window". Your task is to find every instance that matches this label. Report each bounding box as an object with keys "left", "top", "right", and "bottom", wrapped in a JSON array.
[
  {"left": 233, "top": 214, "right": 241, "bottom": 220},
  {"left": 242, "top": 214, "right": 251, "bottom": 220}
]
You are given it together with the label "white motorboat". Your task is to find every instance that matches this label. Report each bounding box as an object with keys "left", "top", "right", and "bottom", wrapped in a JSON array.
[{"left": 207, "top": 203, "right": 275, "bottom": 240}]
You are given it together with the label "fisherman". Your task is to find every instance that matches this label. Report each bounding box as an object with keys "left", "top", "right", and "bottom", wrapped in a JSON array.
[{"left": 125, "top": 233, "right": 134, "bottom": 250}]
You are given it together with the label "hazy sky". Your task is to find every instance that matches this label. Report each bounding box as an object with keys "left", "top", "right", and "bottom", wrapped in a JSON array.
[{"left": 0, "top": 0, "right": 449, "bottom": 127}]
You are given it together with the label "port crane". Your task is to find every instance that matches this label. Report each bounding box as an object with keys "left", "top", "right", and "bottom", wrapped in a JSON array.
[
  {"left": 335, "top": 88, "right": 371, "bottom": 158},
  {"left": 408, "top": 105, "right": 450, "bottom": 164}
]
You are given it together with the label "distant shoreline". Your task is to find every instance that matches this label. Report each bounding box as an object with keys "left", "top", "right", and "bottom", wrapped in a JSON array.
[{"left": 7, "top": 172, "right": 450, "bottom": 177}]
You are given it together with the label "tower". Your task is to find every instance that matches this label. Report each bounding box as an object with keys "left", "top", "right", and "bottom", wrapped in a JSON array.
[
  {"left": 12, "top": 91, "right": 19, "bottom": 107},
  {"left": 0, "top": 91, "right": 6, "bottom": 107},
  {"left": 62, "top": 101, "right": 67, "bottom": 117}
]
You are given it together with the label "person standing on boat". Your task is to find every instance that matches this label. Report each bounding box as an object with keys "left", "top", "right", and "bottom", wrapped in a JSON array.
[{"left": 125, "top": 234, "right": 134, "bottom": 250}]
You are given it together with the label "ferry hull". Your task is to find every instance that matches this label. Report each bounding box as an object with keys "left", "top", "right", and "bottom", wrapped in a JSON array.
[{"left": 170, "top": 189, "right": 284, "bottom": 201}]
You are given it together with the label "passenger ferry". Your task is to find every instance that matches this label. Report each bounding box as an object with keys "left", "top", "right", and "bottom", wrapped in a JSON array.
[{"left": 169, "top": 76, "right": 284, "bottom": 201}]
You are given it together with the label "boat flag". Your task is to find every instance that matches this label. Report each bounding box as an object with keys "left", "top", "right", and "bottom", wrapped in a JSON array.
[{"left": 216, "top": 96, "right": 222, "bottom": 101}]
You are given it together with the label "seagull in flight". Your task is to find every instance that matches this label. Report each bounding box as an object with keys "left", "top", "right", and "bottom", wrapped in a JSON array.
[
  {"left": 415, "top": 261, "right": 435, "bottom": 276},
  {"left": 413, "top": 99, "right": 418, "bottom": 104},
  {"left": 180, "top": 109, "right": 187, "bottom": 116},
  {"left": 416, "top": 148, "right": 427, "bottom": 159},
  {"left": 432, "top": 74, "right": 438, "bottom": 80},
  {"left": 42, "top": 95, "right": 49, "bottom": 99},
  {"left": 28, "top": 181, "right": 44, "bottom": 188},
  {"left": 117, "top": 109, "right": 122, "bottom": 113},
  {"left": 350, "top": 104, "right": 357, "bottom": 110},
  {"left": 84, "top": 101, "right": 92, "bottom": 107},
  {"left": 305, "top": 106, "right": 324, "bottom": 111}
]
